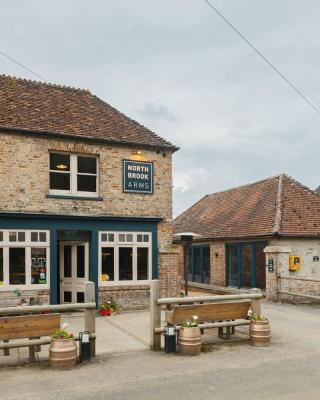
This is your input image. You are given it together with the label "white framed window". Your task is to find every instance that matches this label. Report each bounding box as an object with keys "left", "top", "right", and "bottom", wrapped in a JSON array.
[
  {"left": 49, "top": 152, "right": 98, "bottom": 197},
  {"left": 99, "top": 232, "right": 151, "bottom": 285},
  {"left": 0, "top": 230, "right": 50, "bottom": 291}
]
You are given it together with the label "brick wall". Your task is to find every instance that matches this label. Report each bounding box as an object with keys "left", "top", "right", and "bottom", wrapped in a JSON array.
[
  {"left": 0, "top": 131, "right": 178, "bottom": 308},
  {"left": 0, "top": 131, "right": 172, "bottom": 220},
  {"left": 98, "top": 285, "right": 150, "bottom": 311},
  {"left": 158, "top": 248, "right": 180, "bottom": 297},
  {"left": 266, "top": 238, "right": 320, "bottom": 303},
  {"left": 210, "top": 241, "right": 226, "bottom": 286}
]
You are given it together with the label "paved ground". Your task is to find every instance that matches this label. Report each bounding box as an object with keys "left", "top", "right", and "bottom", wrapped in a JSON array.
[
  {"left": 2, "top": 301, "right": 320, "bottom": 399},
  {"left": 0, "top": 310, "right": 150, "bottom": 364}
]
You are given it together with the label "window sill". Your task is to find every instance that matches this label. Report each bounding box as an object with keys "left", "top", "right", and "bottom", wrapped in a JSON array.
[
  {"left": 0, "top": 285, "right": 50, "bottom": 292},
  {"left": 47, "top": 194, "right": 103, "bottom": 201}
]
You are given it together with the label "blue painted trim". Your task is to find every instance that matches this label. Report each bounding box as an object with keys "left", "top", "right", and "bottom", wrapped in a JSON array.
[
  {"left": 151, "top": 227, "right": 158, "bottom": 279},
  {"left": 237, "top": 243, "right": 242, "bottom": 289},
  {"left": 189, "top": 247, "right": 191, "bottom": 281},
  {"left": 90, "top": 231, "right": 99, "bottom": 305},
  {"left": 1, "top": 215, "right": 159, "bottom": 304},
  {"left": 225, "top": 240, "right": 268, "bottom": 289},
  {"left": 0, "top": 216, "right": 158, "bottom": 232},
  {"left": 50, "top": 229, "right": 58, "bottom": 304},
  {"left": 225, "top": 244, "right": 229, "bottom": 286},
  {"left": 188, "top": 245, "right": 210, "bottom": 284},
  {"left": 0, "top": 212, "right": 162, "bottom": 223},
  {"left": 200, "top": 247, "right": 204, "bottom": 283},
  {"left": 251, "top": 243, "right": 256, "bottom": 288}
]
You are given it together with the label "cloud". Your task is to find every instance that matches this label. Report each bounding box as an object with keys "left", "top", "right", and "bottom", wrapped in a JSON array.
[
  {"left": 1, "top": 0, "right": 320, "bottom": 217},
  {"left": 138, "top": 102, "right": 177, "bottom": 123}
]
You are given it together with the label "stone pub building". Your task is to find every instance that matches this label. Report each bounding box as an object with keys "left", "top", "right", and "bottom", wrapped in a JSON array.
[{"left": 0, "top": 75, "right": 178, "bottom": 309}]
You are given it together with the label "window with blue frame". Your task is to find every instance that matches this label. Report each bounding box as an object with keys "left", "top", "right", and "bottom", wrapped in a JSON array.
[
  {"left": 188, "top": 245, "right": 211, "bottom": 284},
  {"left": 226, "top": 241, "right": 267, "bottom": 289}
]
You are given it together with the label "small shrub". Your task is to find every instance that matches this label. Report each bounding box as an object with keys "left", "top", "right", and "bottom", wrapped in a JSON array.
[
  {"left": 182, "top": 315, "right": 199, "bottom": 328},
  {"left": 249, "top": 314, "right": 268, "bottom": 322},
  {"left": 51, "top": 322, "right": 74, "bottom": 340},
  {"left": 99, "top": 297, "right": 120, "bottom": 313}
]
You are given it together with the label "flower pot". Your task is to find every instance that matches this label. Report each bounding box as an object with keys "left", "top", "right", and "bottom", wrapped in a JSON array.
[
  {"left": 250, "top": 320, "right": 271, "bottom": 347},
  {"left": 178, "top": 327, "right": 201, "bottom": 355},
  {"left": 49, "top": 338, "right": 77, "bottom": 370},
  {"left": 100, "top": 309, "right": 111, "bottom": 317}
]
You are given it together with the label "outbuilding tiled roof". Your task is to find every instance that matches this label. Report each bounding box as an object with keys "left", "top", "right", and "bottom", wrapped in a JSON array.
[
  {"left": 0, "top": 75, "right": 178, "bottom": 151},
  {"left": 174, "top": 174, "right": 320, "bottom": 239}
]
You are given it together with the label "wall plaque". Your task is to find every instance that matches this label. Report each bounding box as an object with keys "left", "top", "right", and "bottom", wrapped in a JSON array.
[{"left": 123, "top": 160, "right": 153, "bottom": 194}]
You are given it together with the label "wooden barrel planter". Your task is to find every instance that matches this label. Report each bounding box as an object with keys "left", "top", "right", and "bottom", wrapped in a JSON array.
[
  {"left": 250, "top": 319, "right": 271, "bottom": 347},
  {"left": 178, "top": 327, "right": 201, "bottom": 355},
  {"left": 49, "top": 338, "right": 77, "bottom": 370}
]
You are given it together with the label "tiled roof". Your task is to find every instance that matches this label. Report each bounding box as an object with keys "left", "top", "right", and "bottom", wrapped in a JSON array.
[
  {"left": 174, "top": 174, "right": 320, "bottom": 239},
  {"left": 0, "top": 75, "right": 178, "bottom": 151}
]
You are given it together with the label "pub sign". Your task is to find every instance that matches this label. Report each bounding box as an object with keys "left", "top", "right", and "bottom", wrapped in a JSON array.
[{"left": 123, "top": 160, "right": 153, "bottom": 194}]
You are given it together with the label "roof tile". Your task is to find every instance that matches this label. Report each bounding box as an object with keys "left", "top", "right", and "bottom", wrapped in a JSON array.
[
  {"left": 0, "top": 75, "right": 178, "bottom": 151},
  {"left": 174, "top": 174, "right": 320, "bottom": 239}
]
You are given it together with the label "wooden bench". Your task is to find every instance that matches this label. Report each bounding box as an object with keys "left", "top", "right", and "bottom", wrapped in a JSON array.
[
  {"left": 0, "top": 313, "right": 60, "bottom": 361},
  {"left": 150, "top": 280, "right": 262, "bottom": 350},
  {"left": 165, "top": 300, "right": 251, "bottom": 339}
]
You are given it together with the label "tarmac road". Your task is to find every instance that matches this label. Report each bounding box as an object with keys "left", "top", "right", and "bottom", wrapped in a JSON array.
[{"left": 1, "top": 301, "right": 320, "bottom": 400}]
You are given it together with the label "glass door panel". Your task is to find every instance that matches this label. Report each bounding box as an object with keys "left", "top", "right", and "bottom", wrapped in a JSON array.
[
  {"left": 202, "top": 247, "right": 210, "bottom": 284},
  {"left": 77, "top": 245, "right": 85, "bottom": 278},
  {"left": 187, "top": 248, "right": 192, "bottom": 282},
  {"left": 119, "top": 247, "right": 133, "bottom": 281},
  {"left": 193, "top": 247, "right": 201, "bottom": 283},
  {"left": 63, "top": 246, "right": 72, "bottom": 277},
  {"left": 228, "top": 245, "right": 238, "bottom": 287}
]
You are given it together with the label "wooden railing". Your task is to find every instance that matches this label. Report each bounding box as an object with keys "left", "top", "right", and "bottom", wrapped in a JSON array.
[
  {"left": 150, "top": 280, "right": 262, "bottom": 350},
  {"left": 277, "top": 276, "right": 320, "bottom": 302},
  {"left": 0, "top": 282, "right": 96, "bottom": 361}
]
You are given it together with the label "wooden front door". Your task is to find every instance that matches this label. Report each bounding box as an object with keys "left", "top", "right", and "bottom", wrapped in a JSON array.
[{"left": 59, "top": 242, "right": 89, "bottom": 303}]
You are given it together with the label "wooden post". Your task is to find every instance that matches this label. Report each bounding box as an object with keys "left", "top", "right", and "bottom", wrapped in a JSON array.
[
  {"left": 250, "top": 288, "right": 262, "bottom": 316},
  {"left": 29, "top": 341, "right": 36, "bottom": 362},
  {"left": 85, "top": 282, "right": 96, "bottom": 357},
  {"left": 3, "top": 340, "right": 9, "bottom": 356},
  {"left": 150, "top": 279, "right": 161, "bottom": 350},
  {"left": 85, "top": 281, "right": 95, "bottom": 303}
]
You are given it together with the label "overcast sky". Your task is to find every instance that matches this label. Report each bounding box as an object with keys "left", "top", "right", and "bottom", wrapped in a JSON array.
[{"left": 1, "top": 1, "right": 320, "bottom": 216}]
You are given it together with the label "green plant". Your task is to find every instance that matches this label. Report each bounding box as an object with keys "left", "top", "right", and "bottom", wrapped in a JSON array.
[
  {"left": 249, "top": 314, "right": 268, "bottom": 322},
  {"left": 182, "top": 316, "right": 199, "bottom": 328},
  {"left": 99, "top": 297, "right": 120, "bottom": 313},
  {"left": 51, "top": 329, "right": 74, "bottom": 340},
  {"left": 51, "top": 322, "right": 74, "bottom": 340}
]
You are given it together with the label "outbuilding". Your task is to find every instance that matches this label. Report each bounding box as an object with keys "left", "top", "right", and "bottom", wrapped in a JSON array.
[
  {"left": 0, "top": 75, "right": 179, "bottom": 309},
  {"left": 174, "top": 174, "right": 320, "bottom": 302}
]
